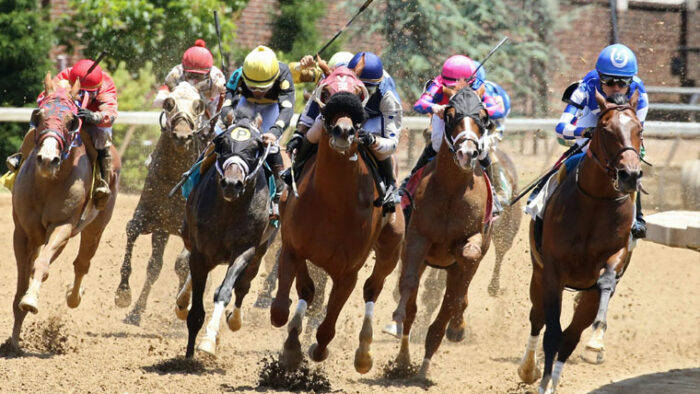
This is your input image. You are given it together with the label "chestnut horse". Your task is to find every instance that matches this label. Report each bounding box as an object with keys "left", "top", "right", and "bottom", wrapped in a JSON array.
[
  {"left": 390, "top": 87, "right": 492, "bottom": 378},
  {"left": 10, "top": 74, "right": 120, "bottom": 351},
  {"left": 517, "top": 90, "right": 643, "bottom": 394},
  {"left": 270, "top": 68, "right": 405, "bottom": 374}
]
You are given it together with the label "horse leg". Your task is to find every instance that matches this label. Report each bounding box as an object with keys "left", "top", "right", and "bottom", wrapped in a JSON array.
[
  {"left": 538, "top": 269, "right": 564, "bottom": 394},
  {"left": 395, "top": 262, "right": 427, "bottom": 368},
  {"left": 124, "top": 230, "right": 169, "bottom": 325},
  {"left": 487, "top": 241, "right": 507, "bottom": 297},
  {"left": 11, "top": 228, "right": 36, "bottom": 351},
  {"left": 518, "top": 254, "right": 546, "bottom": 384},
  {"left": 198, "top": 246, "right": 256, "bottom": 356},
  {"left": 174, "top": 248, "right": 190, "bottom": 291},
  {"left": 271, "top": 245, "right": 299, "bottom": 328},
  {"left": 185, "top": 250, "right": 207, "bottom": 358},
  {"left": 355, "top": 218, "right": 403, "bottom": 374},
  {"left": 309, "top": 272, "right": 358, "bottom": 364},
  {"left": 388, "top": 233, "right": 430, "bottom": 338},
  {"left": 306, "top": 263, "right": 327, "bottom": 327},
  {"left": 280, "top": 258, "right": 315, "bottom": 371},
  {"left": 114, "top": 216, "right": 143, "bottom": 308},
  {"left": 19, "top": 223, "right": 73, "bottom": 314},
  {"left": 582, "top": 255, "right": 623, "bottom": 365},
  {"left": 229, "top": 245, "right": 269, "bottom": 332},
  {"left": 66, "top": 221, "right": 104, "bottom": 309},
  {"left": 419, "top": 261, "right": 468, "bottom": 379},
  {"left": 175, "top": 274, "right": 192, "bottom": 320}
]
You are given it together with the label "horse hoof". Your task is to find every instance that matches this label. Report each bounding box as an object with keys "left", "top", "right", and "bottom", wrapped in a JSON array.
[
  {"left": 19, "top": 294, "right": 39, "bottom": 314},
  {"left": 446, "top": 326, "right": 465, "bottom": 342},
  {"left": 418, "top": 359, "right": 430, "bottom": 379},
  {"left": 123, "top": 311, "right": 141, "bottom": 326},
  {"left": 65, "top": 287, "right": 83, "bottom": 309},
  {"left": 582, "top": 346, "right": 606, "bottom": 364},
  {"left": 381, "top": 321, "right": 401, "bottom": 338},
  {"left": 354, "top": 349, "right": 373, "bottom": 374},
  {"left": 197, "top": 337, "right": 217, "bottom": 356},
  {"left": 270, "top": 298, "right": 290, "bottom": 328},
  {"left": 227, "top": 308, "right": 242, "bottom": 332},
  {"left": 114, "top": 287, "right": 132, "bottom": 308},
  {"left": 308, "top": 343, "right": 329, "bottom": 363},
  {"left": 517, "top": 363, "right": 542, "bottom": 384},
  {"left": 487, "top": 282, "right": 501, "bottom": 297},
  {"left": 175, "top": 304, "right": 189, "bottom": 320}
]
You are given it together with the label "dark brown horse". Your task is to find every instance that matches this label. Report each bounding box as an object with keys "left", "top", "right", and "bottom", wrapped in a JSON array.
[
  {"left": 390, "top": 87, "right": 492, "bottom": 378},
  {"left": 114, "top": 81, "right": 207, "bottom": 325},
  {"left": 270, "top": 68, "right": 404, "bottom": 374},
  {"left": 517, "top": 90, "right": 643, "bottom": 393},
  {"left": 10, "top": 74, "right": 120, "bottom": 351}
]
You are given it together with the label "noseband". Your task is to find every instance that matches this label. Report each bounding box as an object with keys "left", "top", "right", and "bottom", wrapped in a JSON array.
[
  {"left": 159, "top": 110, "right": 198, "bottom": 133},
  {"left": 444, "top": 115, "right": 484, "bottom": 167},
  {"left": 35, "top": 95, "right": 80, "bottom": 159}
]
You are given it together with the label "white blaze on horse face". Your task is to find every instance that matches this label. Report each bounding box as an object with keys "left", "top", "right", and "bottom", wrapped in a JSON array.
[
  {"left": 37, "top": 138, "right": 61, "bottom": 173},
  {"left": 618, "top": 114, "right": 632, "bottom": 126}
]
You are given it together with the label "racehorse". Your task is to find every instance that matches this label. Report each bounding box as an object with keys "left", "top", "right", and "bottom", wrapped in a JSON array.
[
  {"left": 176, "top": 111, "right": 277, "bottom": 358},
  {"left": 390, "top": 87, "right": 493, "bottom": 378},
  {"left": 114, "top": 81, "right": 208, "bottom": 325},
  {"left": 517, "top": 90, "right": 643, "bottom": 393},
  {"left": 10, "top": 74, "right": 120, "bottom": 351},
  {"left": 270, "top": 65, "right": 405, "bottom": 374}
]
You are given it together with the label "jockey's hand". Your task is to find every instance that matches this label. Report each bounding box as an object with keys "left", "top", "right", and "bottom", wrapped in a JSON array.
[
  {"left": 432, "top": 104, "right": 446, "bottom": 118},
  {"left": 220, "top": 105, "right": 234, "bottom": 126},
  {"left": 582, "top": 127, "right": 594, "bottom": 139},
  {"left": 286, "top": 132, "right": 304, "bottom": 154},
  {"left": 262, "top": 132, "right": 278, "bottom": 145},
  {"left": 78, "top": 108, "right": 102, "bottom": 125},
  {"left": 300, "top": 55, "right": 317, "bottom": 69},
  {"left": 358, "top": 130, "right": 376, "bottom": 147}
]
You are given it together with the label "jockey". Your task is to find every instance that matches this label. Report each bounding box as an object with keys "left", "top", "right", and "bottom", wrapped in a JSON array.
[
  {"left": 217, "top": 45, "right": 295, "bottom": 218},
  {"left": 153, "top": 39, "right": 227, "bottom": 128},
  {"left": 284, "top": 51, "right": 403, "bottom": 214},
  {"left": 408, "top": 55, "right": 506, "bottom": 215},
  {"left": 539, "top": 43, "right": 649, "bottom": 238},
  {"left": 5, "top": 59, "right": 117, "bottom": 209}
]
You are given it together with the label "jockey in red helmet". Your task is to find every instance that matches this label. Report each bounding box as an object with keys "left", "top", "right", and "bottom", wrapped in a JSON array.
[
  {"left": 6, "top": 58, "right": 118, "bottom": 209},
  {"left": 154, "top": 39, "right": 227, "bottom": 126}
]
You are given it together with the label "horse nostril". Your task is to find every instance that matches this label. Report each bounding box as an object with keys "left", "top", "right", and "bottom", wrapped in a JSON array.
[{"left": 50, "top": 157, "right": 60, "bottom": 167}]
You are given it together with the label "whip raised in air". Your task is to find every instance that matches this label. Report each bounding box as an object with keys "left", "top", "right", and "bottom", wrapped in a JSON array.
[{"left": 315, "top": 0, "right": 375, "bottom": 57}]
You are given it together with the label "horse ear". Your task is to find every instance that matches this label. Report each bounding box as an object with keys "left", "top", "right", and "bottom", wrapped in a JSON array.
[
  {"left": 444, "top": 106, "right": 455, "bottom": 128},
  {"left": 163, "top": 97, "right": 176, "bottom": 112},
  {"left": 44, "top": 72, "right": 54, "bottom": 94},
  {"left": 629, "top": 89, "right": 639, "bottom": 112},
  {"left": 353, "top": 54, "right": 365, "bottom": 78},
  {"left": 594, "top": 88, "right": 608, "bottom": 111},
  {"left": 192, "top": 99, "right": 206, "bottom": 116},
  {"left": 70, "top": 78, "right": 81, "bottom": 100},
  {"left": 475, "top": 84, "right": 486, "bottom": 100},
  {"left": 30, "top": 108, "right": 42, "bottom": 126}
]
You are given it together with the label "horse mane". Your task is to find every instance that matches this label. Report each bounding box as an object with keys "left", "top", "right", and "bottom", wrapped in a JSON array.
[
  {"left": 322, "top": 91, "right": 366, "bottom": 126},
  {"left": 606, "top": 93, "right": 629, "bottom": 106}
]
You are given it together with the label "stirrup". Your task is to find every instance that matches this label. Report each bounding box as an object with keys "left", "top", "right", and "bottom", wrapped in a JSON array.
[
  {"left": 492, "top": 193, "right": 504, "bottom": 217},
  {"left": 6, "top": 153, "right": 21, "bottom": 173},
  {"left": 381, "top": 185, "right": 400, "bottom": 215},
  {"left": 93, "top": 182, "right": 111, "bottom": 211}
]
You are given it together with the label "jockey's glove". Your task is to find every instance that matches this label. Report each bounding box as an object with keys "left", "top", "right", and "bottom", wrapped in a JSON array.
[
  {"left": 582, "top": 127, "right": 594, "bottom": 139},
  {"left": 358, "top": 130, "right": 376, "bottom": 147},
  {"left": 286, "top": 132, "right": 304, "bottom": 154},
  {"left": 78, "top": 108, "right": 102, "bottom": 125},
  {"left": 268, "top": 125, "right": 284, "bottom": 139},
  {"left": 220, "top": 105, "right": 234, "bottom": 126}
]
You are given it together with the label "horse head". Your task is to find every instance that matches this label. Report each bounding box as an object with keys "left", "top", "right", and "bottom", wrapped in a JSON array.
[
  {"left": 214, "top": 108, "right": 264, "bottom": 202},
  {"left": 315, "top": 67, "right": 368, "bottom": 154},
  {"left": 33, "top": 73, "right": 81, "bottom": 178},
  {"left": 443, "top": 85, "right": 488, "bottom": 171},
  {"left": 160, "top": 81, "right": 206, "bottom": 152},
  {"left": 592, "top": 89, "right": 643, "bottom": 193}
]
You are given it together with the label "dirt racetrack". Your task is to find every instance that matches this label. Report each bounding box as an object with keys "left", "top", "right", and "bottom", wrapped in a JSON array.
[{"left": 0, "top": 137, "right": 699, "bottom": 393}]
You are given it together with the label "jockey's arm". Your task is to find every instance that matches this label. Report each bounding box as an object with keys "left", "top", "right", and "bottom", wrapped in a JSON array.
[
  {"left": 413, "top": 81, "right": 442, "bottom": 114},
  {"left": 94, "top": 76, "right": 118, "bottom": 127},
  {"left": 555, "top": 84, "right": 589, "bottom": 140},
  {"left": 632, "top": 78, "right": 649, "bottom": 124},
  {"left": 297, "top": 96, "right": 321, "bottom": 133},
  {"left": 269, "top": 67, "right": 296, "bottom": 139},
  {"left": 369, "top": 91, "right": 402, "bottom": 160}
]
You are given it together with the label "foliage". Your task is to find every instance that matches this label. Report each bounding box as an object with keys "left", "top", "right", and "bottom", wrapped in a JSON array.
[
  {"left": 0, "top": 0, "right": 55, "bottom": 165},
  {"left": 57, "top": 0, "right": 248, "bottom": 80},
  {"left": 109, "top": 61, "right": 160, "bottom": 192},
  {"left": 269, "top": 0, "right": 342, "bottom": 61},
  {"left": 348, "top": 0, "right": 561, "bottom": 116}
]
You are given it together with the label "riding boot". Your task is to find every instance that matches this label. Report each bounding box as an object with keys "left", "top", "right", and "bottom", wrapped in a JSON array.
[
  {"left": 378, "top": 157, "right": 399, "bottom": 215},
  {"left": 281, "top": 137, "right": 316, "bottom": 186},
  {"left": 267, "top": 151, "right": 285, "bottom": 220},
  {"left": 481, "top": 155, "right": 503, "bottom": 217},
  {"left": 401, "top": 144, "right": 437, "bottom": 189},
  {"left": 631, "top": 193, "right": 647, "bottom": 239},
  {"left": 6, "top": 152, "right": 22, "bottom": 173},
  {"left": 94, "top": 148, "right": 112, "bottom": 210}
]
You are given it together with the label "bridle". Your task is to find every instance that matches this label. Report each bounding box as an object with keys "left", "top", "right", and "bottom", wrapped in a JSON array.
[
  {"left": 443, "top": 113, "right": 486, "bottom": 168},
  {"left": 35, "top": 93, "right": 81, "bottom": 160}
]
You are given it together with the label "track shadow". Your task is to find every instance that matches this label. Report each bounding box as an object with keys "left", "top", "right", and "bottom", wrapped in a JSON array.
[
  {"left": 590, "top": 368, "right": 700, "bottom": 394},
  {"left": 142, "top": 356, "right": 226, "bottom": 375}
]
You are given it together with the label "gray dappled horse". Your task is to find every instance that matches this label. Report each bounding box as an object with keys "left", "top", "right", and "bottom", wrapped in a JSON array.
[
  {"left": 114, "top": 81, "right": 208, "bottom": 325},
  {"left": 176, "top": 114, "right": 277, "bottom": 358}
]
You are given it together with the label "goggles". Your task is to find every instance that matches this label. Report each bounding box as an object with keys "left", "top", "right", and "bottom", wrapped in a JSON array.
[
  {"left": 184, "top": 72, "right": 208, "bottom": 82},
  {"left": 600, "top": 75, "right": 632, "bottom": 88}
]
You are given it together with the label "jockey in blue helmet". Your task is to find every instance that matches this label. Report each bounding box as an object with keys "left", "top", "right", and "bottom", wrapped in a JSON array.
[
  {"left": 284, "top": 51, "right": 403, "bottom": 215},
  {"left": 530, "top": 43, "right": 649, "bottom": 238}
]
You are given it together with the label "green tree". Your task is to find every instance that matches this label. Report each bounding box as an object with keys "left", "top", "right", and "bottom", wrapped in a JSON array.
[
  {"left": 269, "top": 0, "right": 342, "bottom": 61},
  {"left": 57, "top": 0, "right": 248, "bottom": 80},
  {"left": 353, "top": 0, "right": 559, "bottom": 116}
]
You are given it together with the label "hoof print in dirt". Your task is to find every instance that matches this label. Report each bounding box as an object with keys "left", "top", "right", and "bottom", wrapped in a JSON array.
[
  {"left": 143, "top": 357, "right": 225, "bottom": 375},
  {"left": 17, "top": 316, "right": 76, "bottom": 355},
  {"left": 381, "top": 360, "right": 435, "bottom": 388},
  {"left": 258, "top": 353, "right": 331, "bottom": 393}
]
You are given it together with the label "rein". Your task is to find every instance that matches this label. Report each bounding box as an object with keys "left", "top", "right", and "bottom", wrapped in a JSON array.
[
  {"left": 443, "top": 114, "right": 485, "bottom": 167},
  {"left": 35, "top": 94, "right": 81, "bottom": 159}
]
